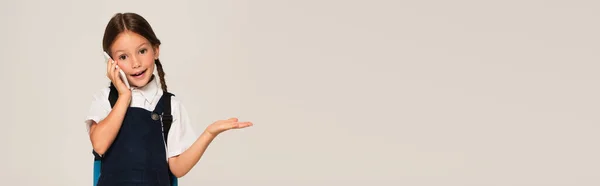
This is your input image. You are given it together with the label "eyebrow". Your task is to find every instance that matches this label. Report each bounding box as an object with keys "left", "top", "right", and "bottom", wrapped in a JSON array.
[{"left": 114, "top": 42, "right": 149, "bottom": 54}]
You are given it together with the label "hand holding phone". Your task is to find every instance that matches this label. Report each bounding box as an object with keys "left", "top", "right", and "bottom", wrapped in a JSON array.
[{"left": 103, "top": 52, "right": 131, "bottom": 90}]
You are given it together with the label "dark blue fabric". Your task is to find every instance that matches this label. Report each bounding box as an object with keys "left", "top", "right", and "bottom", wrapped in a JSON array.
[{"left": 96, "top": 93, "right": 173, "bottom": 186}]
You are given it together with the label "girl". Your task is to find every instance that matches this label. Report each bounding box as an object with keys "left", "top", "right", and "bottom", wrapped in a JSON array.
[{"left": 84, "top": 12, "right": 253, "bottom": 186}]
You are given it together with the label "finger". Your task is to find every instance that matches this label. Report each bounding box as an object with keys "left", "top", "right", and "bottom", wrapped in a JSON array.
[
  {"left": 106, "top": 58, "right": 112, "bottom": 78},
  {"left": 232, "top": 122, "right": 252, "bottom": 129},
  {"left": 113, "top": 65, "right": 122, "bottom": 85},
  {"left": 227, "top": 118, "right": 238, "bottom": 122},
  {"left": 108, "top": 59, "right": 117, "bottom": 80},
  {"left": 240, "top": 122, "right": 253, "bottom": 128},
  {"left": 229, "top": 122, "right": 239, "bottom": 129}
]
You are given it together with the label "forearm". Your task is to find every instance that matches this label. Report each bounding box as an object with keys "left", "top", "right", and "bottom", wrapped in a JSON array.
[
  {"left": 168, "top": 130, "right": 216, "bottom": 178},
  {"left": 89, "top": 95, "right": 130, "bottom": 155}
]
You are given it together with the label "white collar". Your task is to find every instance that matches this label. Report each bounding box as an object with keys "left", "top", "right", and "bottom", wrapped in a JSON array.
[{"left": 131, "top": 75, "right": 161, "bottom": 103}]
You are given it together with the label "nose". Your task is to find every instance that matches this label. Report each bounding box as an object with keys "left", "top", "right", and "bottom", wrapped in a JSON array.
[{"left": 131, "top": 56, "right": 141, "bottom": 69}]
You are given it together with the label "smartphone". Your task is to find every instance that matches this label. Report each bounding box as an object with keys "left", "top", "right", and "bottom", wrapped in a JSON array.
[{"left": 103, "top": 51, "right": 131, "bottom": 89}]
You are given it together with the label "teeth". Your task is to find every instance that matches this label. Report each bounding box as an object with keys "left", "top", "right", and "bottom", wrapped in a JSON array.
[{"left": 133, "top": 70, "right": 145, "bottom": 76}]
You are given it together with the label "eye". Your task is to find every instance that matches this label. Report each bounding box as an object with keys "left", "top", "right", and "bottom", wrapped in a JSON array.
[
  {"left": 139, "top": 48, "right": 147, "bottom": 54},
  {"left": 119, "top": 55, "right": 127, "bottom": 60}
]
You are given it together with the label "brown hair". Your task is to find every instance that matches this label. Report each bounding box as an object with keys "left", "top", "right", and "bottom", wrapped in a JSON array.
[{"left": 102, "top": 12, "right": 168, "bottom": 92}]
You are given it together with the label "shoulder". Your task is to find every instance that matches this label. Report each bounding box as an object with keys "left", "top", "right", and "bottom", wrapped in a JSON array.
[
  {"left": 90, "top": 87, "right": 111, "bottom": 101},
  {"left": 166, "top": 92, "right": 184, "bottom": 110},
  {"left": 86, "top": 87, "right": 112, "bottom": 111},
  {"left": 164, "top": 92, "right": 192, "bottom": 119},
  {"left": 83, "top": 87, "right": 112, "bottom": 132}
]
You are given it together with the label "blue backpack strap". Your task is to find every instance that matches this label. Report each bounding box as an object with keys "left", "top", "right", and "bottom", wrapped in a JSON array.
[{"left": 93, "top": 154, "right": 102, "bottom": 186}]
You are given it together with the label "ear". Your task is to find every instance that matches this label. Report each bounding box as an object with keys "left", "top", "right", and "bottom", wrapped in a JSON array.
[{"left": 153, "top": 45, "right": 160, "bottom": 60}]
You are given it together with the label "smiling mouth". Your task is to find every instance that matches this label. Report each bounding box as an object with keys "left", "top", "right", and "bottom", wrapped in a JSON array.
[{"left": 132, "top": 69, "right": 146, "bottom": 77}]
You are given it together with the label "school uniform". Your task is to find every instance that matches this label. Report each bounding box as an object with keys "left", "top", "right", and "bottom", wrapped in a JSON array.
[{"left": 84, "top": 75, "right": 197, "bottom": 185}]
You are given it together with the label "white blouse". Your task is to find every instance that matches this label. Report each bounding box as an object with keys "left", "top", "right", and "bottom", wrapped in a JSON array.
[{"left": 84, "top": 75, "right": 197, "bottom": 159}]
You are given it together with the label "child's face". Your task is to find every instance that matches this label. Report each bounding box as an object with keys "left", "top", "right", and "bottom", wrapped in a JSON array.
[{"left": 109, "top": 30, "right": 159, "bottom": 88}]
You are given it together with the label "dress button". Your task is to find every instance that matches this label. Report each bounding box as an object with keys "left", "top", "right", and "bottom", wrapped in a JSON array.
[{"left": 151, "top": 113, "right": 160, "bottom": 121}]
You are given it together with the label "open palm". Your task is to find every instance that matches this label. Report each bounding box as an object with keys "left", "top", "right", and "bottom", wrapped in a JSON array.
[{"left": 206, "top": 118, "right": 253, "bottom": 136}]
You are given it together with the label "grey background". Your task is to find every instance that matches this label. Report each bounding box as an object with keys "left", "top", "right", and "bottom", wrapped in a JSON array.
[{"left": 1, "top": 0, "right": 598, "bottom": 185}]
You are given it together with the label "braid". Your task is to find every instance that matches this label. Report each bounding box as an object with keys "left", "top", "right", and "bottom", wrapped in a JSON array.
[{"left": 155, "top": 59, "right": 168, "bottom": 92}]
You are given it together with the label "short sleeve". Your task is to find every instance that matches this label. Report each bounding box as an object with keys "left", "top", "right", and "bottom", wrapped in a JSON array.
[
  {"left": 166, "top": 98, "right": 198, "bottom": 158},
  {"left": 84, "top": 88, "right": 111, "bottom": 133}
]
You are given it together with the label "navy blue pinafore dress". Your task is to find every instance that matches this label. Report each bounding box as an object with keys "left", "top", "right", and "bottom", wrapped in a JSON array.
[{"left": 93, "top": 84, "right": 178, "bottom": 186}]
